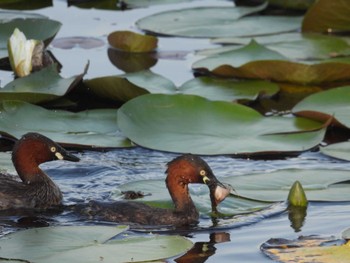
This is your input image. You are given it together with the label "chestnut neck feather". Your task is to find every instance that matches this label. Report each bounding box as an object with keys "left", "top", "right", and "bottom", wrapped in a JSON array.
[{"left": 165, "top": 160, "right": 199, "bottom": 213}]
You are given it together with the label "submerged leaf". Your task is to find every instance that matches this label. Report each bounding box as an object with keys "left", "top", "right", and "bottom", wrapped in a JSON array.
[{"left": 117, "top": 94, "right": 326, "bottom": 155}]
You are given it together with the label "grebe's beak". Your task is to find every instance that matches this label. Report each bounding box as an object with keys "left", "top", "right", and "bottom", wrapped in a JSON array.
[
  {"left": 55, "top": 147, "right": 80, "bottom": 162},
  {"left": 211, "top": 181, "right": 232, "bottom": 206},
  {"left": 203, "top": 172, "right": 231, "bottom": 209}
]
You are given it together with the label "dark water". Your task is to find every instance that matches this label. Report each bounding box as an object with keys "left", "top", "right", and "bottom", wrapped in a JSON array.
[{"left": 2, "top": 1, "right": 350, "bottom": 262}]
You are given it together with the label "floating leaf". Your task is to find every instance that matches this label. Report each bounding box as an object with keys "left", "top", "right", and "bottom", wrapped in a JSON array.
[
  {"left": 84, "top": 70, "right": 177, "bottom": 102},
  {"left": 114, "top": 179, "right": 269, "bottom": 216},
  {"left": 179, "top": 77, "right": 279, "bottom": 102},
  {"left": 0, "top": 225, "right": 193, "bottom": 263},
  {"left": 225, "top": 169, "right": 350, "bottom": 202},
  {"left": 261, "top": 236, "right": 350, "bottom": 263},
  {"left": 136, "top": 4, "right": 286, "bottom": 38},
  {"left": 302, "top": 0, "right": 350, "bottom": 33},
  {"left": 193, "top": 40, "right": 350, "bottom": 84},
  {"left": 320, "top": 142, "right": 350, "bottom": 161},
  {"left": 210, "top": 33, "right": 350, "bottom": 60},
  {"left": 108, "top": 31, "right": 158, "bottom": 53},
  {"left": 0, "top": 14, "right": 61, "bottom": 59},
  {"left": 0, "top": 100, "right": 131, "bottom": 148},
  {"left": 293, "top": 85, "right": 350, "bottom": 128},
  {"left": 0, "top": 64, "right": 84, "bottom": 103},
  {"left": 117, "top": 94, "right": 326, "bottom": 155}
]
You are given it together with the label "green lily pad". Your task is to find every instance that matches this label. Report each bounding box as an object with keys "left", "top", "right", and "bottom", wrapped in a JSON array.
[
  {"left": 179, "top": 77, "right": 279, "bottom": 101},
  {"left": 136, "top": 4, "right": 292, "bottom": 38},
  {"left": 114, "top": 179, "right": 269, "bottom": 216},
  {"left": 193, "top": 40, "right": 350, "bottom": 84},
  {"left": 117, "top": 94, "right": 326, "bottom": 155},
  {"left": 0, "top": 64, "right": 84, "bottom": 103},
  {"left": 0, "top": 225, "right": 193, "bottom": 263},
  {"left": 302, "top": 0, "right": 350, "bottom": 33},
  {"left": 84, "top": 70, "right": 177, "bottom": 102},
  {"left": 225, "top": 169, "right": 350, "bottom": 202},
  {"left": 292, "top": 85, "right": 350, "bottom": 128},
  {"left": 0, "top": 13, "right": 61, "bottom": 59},
  {"left": 320, "top": 142, "right": 350, "bottom": 161},
  {"left": 210, "top": 33, "right": 350, "bottom": 60},
  {"left": 0, "top": 100, "right": 131, "bottom": 148}
]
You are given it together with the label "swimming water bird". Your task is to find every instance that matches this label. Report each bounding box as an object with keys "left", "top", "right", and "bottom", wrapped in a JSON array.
[
  {"left": 76, "top": 154, "right": 230, "bottom": 226},
  {"left": 0, "top": 132, "right": 80, "bottom": 210}
]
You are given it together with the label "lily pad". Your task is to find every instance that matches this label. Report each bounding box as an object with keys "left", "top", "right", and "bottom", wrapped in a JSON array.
[
  {"left": 0, "top": 64, "right": 84, "bottom": 103},
  {"left": 108, "top": 31, "right": 158, "bottom": 53},
  {"left": 302, "top": 0, "right": 350, "bottom": 33},
  {"left": 193, "top": 40, "right": 350, "bottom": 84},
  {"left": 117, "top": 94, "right": 326, "bottom": 155},
  {"left": 320, "top": 142, "right": 350, "bottom": 161},
  {"left": 225, "top": 169, "right": 350, "bottom": 202},
  {"left": 0, "top": 100, "right": 131, "bottom": 148},
  {"left": 0, "top": 13, "right": 61, "bottom": 59},
  {"left": 261, "top": 236, "right": 350, "bottom": 263},
  {"left": 136, "top": 4, "right": 295, "bottom": 38},
  {"left": 0, "top": 225, "right": 193, "bottom": 263},
  {"left": 210, "top": 33, "right": 350, "bottom": 60},
  {"left": 84, "top": 70, "right": 177, "bottom": 102},
  {"left": 292, "top": 85, "right": 350, "bottom": 128},
  {"left": 179, "top": 77, "right": 279, "bottom": 102},
  {"left": 114, "top": 179, "right": 269, "bottom": 216}
]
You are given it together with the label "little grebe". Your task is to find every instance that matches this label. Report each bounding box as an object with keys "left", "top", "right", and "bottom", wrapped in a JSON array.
[
  {"left": 76, "top": 154, "right": 230, "bottom": 226},
  {"left": 0, "top": 132, "right": 80, "bottom": 210}
]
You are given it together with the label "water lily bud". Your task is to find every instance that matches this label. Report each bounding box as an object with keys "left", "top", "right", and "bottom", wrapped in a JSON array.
[
  {"left": 7, "top": 28, "right": 40, "bottom": 77},
  {"left": 287, "top": 180, "right": 308, "bottom": 207}
]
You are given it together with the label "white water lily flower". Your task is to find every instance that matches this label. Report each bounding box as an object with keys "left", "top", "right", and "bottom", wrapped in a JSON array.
[{"left": 8, "top": 28, "right": 40, "bottom": 77}]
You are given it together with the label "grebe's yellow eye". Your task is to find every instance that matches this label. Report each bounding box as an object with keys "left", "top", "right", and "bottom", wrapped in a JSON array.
[
  {"left": 50, "top": 146, "right": 56, "bottom": 153},
  {"left": 199, "top": 170, "right": 206, "bottom": 176}
]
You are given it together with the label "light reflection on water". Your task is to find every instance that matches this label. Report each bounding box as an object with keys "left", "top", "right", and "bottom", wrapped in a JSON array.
[{"left": 37, "top": 147, "right": 350, "bottom": 262}]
